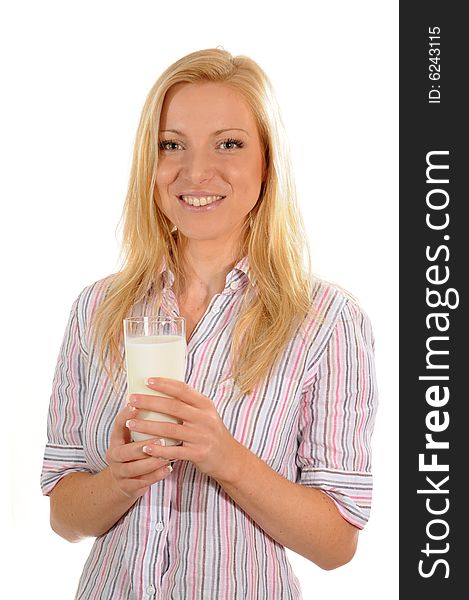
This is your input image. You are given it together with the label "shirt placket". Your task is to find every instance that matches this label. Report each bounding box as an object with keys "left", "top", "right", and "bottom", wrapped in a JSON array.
[{"left": 136, "top": 476, "right": 173, "bottom": 599}]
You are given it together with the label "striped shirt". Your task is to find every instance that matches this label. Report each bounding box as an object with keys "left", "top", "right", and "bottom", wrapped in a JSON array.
[{"left": 41, "top": 256, "right": 378, "bottom": 600}]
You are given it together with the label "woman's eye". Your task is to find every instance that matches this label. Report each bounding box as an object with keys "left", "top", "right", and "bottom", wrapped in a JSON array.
[
  {"left": 219, "top": 138, "right": 244, "bottom": 150},
  {"left": 158, "top": 140, "right": 181, "bottom": 151}
]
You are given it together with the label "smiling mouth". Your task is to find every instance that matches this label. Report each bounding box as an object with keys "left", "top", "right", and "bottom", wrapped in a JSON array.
[{"left": 178, "top": 194, "right": 225, "bottom": 206}]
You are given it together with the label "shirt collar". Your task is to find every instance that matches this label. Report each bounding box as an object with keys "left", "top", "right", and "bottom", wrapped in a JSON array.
[{"left": 159, "top": 254, "right": 251, "bottom": 292}]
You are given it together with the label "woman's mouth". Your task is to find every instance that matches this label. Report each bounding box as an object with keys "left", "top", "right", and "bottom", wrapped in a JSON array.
[{"left": 177, "top": 194, "right": 226, "bottom": 211}]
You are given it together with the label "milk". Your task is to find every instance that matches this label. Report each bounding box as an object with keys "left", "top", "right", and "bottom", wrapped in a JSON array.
[{"left": 125, "top": 334, "right": 186, "bottom": 444}]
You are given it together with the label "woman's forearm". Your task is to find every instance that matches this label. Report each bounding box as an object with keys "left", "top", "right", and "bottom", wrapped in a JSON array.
[
  {"left": 214, "top": 443, "right": 359, "bottom": 570},
  {"left": 49, "top": 468, "right": 136, "bottom": 543}
]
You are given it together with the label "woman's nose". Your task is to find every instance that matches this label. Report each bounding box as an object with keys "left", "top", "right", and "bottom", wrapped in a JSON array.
[{"left": 182, "top": 148, "right": 216, "bottom": 182}]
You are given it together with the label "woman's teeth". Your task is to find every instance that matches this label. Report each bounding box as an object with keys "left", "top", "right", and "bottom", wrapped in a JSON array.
[{"left": 180, "top": 195, "right": 224, "bottom": 206}]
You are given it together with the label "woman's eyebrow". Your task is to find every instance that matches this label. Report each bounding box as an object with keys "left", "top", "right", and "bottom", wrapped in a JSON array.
[{"left": 160, "top": 127, "right": 250, "bottom": 136}]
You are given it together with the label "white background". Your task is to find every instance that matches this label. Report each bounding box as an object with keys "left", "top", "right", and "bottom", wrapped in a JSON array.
[{"left": 1, "top": 1, "right": 398, "bottom": 598}]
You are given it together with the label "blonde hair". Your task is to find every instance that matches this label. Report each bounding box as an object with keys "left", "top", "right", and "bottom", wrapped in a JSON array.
[{"left": 92, "top": 48, "right": 314, "bottom": 396}]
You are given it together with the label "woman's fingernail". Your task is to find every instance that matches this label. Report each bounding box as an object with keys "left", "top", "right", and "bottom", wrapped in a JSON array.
[
  {"left": 126, "top": 419, "right": 135, "bottom": 428},
  {"left": 152, "top": 438, "right": 166, "bottom": 446},
  {"left": 142, "top": 445, "right": 153, "bottom": 454},
  {"left": 166, "top": 465, "right": 173, "bottom": 473},
  {"left": 127, "top": 404, "right": 137, "bottom": 413}
]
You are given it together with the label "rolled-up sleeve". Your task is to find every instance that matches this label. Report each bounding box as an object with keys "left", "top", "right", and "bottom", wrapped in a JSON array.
[
  {"left": 40, "top": 293, "right": 91, "bottom": 496},
  {"left": 296, "top": 300, "right": 378, "bottom": 529}
]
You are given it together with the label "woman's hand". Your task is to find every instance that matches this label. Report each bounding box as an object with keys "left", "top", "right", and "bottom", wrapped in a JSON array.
[
  {"left": 126, "top": 378, "right": 244, "bottom": 482},
  {"left": 105, "top": 404, "right": 173, "bottom": 501}
]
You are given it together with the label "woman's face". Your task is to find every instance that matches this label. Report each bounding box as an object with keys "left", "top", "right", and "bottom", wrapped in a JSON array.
[{"left": 155, "top": 82, "right": 265, "bottom": 246}]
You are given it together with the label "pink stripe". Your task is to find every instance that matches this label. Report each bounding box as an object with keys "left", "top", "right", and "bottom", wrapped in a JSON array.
[
  {"left": 299, "top": 385, "right": 313, "bottom": 465},
  {"left": 66, "top": 324, "right": 79, "bottom": 439},
  {"left": 224, "top": 493, "right": 231, "bottom": 600},
  {"left": 190, "top": 471, "right": 202, "bottom": 600},
  {"left": 349, "top": 493, "right": 371, "bottom": 502},
  {"left": 332, "top": 325, "right": 341, "bottom": 468},
  {"left": 116, "top": 567, "right": 128, "bottom": 599},
  {"left": 316, "top": 289, "right": 328, "bottom": 313},
  {"left": 357, "top": 341, "right": 368, "bottom": 471}
]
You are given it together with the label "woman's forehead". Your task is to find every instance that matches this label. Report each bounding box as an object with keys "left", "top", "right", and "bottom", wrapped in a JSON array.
[{"left": 160, "top": 82, "right": 257, "bottom": 132}]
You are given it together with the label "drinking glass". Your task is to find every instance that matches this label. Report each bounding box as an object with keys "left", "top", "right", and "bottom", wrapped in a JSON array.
[{"left": 123, "top": 316, "right": 186, "bottom": 445}]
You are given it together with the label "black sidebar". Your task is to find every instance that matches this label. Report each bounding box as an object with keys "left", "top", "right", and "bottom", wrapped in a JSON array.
[{"left": 400, "top": 2, "right": 467, "bottom": 597}]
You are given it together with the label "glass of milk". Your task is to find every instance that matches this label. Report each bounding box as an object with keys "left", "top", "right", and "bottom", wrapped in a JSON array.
[{"left": 123, "top": 316, "right": 186, "bottom": 446}]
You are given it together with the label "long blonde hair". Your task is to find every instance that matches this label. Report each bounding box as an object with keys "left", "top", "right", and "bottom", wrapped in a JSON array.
[{"left": 92, "top": 48, "right": 314, "bottom": 396}]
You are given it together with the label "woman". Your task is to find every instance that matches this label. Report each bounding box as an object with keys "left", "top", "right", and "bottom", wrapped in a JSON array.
[{"left": 41, "top": 48, "right": 378, "bottom": 599}]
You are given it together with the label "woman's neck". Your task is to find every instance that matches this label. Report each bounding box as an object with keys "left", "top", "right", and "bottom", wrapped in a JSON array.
[{"left": 175, "top": 234, "right": 244, "bottom": 298}]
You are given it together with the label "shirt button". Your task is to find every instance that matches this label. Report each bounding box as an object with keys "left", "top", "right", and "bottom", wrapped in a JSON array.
[
  {"left": 146, "top": 585, "right": 156, "bottom": 596},
  {"left": 211, "top": 305, "right": 220, "bottom": 314},
  {"left": 155, "top": 521, "right": 164, "bottom": 532},
  {"left": 230, "top": 280, "right": 239, "bottom": 290}
]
